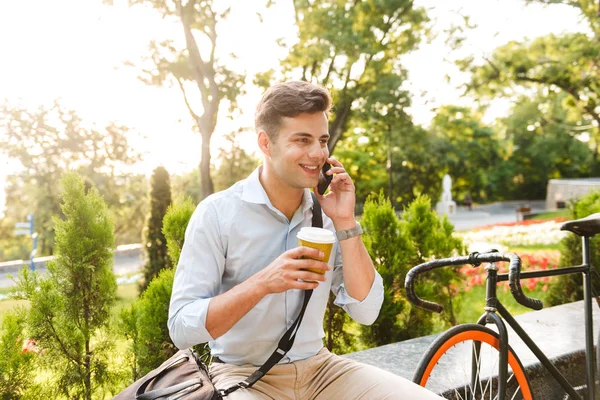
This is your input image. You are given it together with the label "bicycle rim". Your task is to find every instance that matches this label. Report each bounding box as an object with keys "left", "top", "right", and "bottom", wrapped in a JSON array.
[{"left": 413, "top": 324, "right": 532, "bottom": 400}]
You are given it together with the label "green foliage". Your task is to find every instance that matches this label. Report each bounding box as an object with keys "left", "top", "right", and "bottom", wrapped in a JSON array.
[
  {"left": 323, "top": 295, "right": 356, "bottom": 354},
  {"left": 162, "top": 197, "right": 196, "bottom": 266},
  {"left": 491, "top": 93, "right": 597, "bottom": 200},
  {"left": 460, "top": 1, "right": 600, "bottom": 162},
  {"left": 359, "top": 193, "right": 465, "bottom": 348},
  {"left": 121, "top": 197, "right": 194, "bottom": 381},
  {"left": 547, "top": 190, "right": 600, "bottom": 306},
  {"left": 403, "top": 196, "right": 466, "bottom": 326},
  {"left": 359, "top": 192, "right": 416, "bottom": 347},
  {"left": 120, "top": 268, "right": 176, "bottom": 380},
  {"left": 429, "top": 106, "right": 502, "bottom": 202},
  {"left": 274, "top": 0, "right": 428, "bottom": 153},
  {"left": 141, "top": 167, "right": 172, "bottom": 292},
  {"left": 0, "top": 308, "right": 40, "bottom": 399},
  {"left": 12, "top": 172, "right": 118, "bottom": 400}
]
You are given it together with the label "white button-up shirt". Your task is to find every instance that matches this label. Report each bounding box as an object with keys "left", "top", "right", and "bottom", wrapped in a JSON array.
[{"left": 168, "top": 167, "right": 384, "bottom": 366}]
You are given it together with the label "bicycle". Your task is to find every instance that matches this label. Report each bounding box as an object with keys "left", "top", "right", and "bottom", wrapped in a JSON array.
[{"left": 404, "top": 213, "right": 600, "bottom": 400}]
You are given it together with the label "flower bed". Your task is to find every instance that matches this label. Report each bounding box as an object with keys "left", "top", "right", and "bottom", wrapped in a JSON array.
[
  {"left": 460, "top": 220, "right": 568, "bottom": 248},
  {"left": 459, "top": 250, "right": 560, "bottom": 292}
]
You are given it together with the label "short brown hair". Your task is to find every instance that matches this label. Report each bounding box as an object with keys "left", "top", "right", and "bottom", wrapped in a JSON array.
[{"left": 255, "top": 81, "right": 332, "bottom": 141}]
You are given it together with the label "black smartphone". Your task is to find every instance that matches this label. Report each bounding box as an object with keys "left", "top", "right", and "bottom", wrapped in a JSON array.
[{"left": 317, "top": 163, "right": 333, "bottom": 195}]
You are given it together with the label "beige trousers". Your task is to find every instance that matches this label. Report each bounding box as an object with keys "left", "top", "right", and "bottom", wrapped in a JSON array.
[{"left": 209, "top": 348, "right": 443, "bottom": 400}]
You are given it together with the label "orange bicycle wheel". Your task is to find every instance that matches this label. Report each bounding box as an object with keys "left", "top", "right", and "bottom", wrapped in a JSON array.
[{"left": 413, "top": 324, "right": 532, "bottom": 400}]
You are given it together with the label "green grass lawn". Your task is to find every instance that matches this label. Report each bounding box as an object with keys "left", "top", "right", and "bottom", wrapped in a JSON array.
[
  {"left": 509, "top": 244, "right": 561, "bottom": 252},
  {"left": 452, "top": 284, "right": 549, "bottom": 325},
  {"left": 527, "top": 209, "right": 570, "bottom": 220}
]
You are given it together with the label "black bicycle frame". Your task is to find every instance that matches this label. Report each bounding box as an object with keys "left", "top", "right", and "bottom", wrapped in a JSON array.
[{"left": 474, "top": 237, "right": 595, "bottom": 400}]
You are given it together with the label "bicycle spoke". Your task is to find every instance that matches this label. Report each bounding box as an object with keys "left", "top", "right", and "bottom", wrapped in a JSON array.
[
  {"left": 453, "top": 387, "right": 464, "bottom": 400},
  {"left": 482, "top": 344, "right": 499, "bottom": 399},
  {"left": 510, "top": 385, "right": 522, "bottom": 400},
  {"left": 481, "top": 345, "right": 493, "bottom": 398},
  {"left": 474, "top": 341, "right": 484, "bottom": 398}
]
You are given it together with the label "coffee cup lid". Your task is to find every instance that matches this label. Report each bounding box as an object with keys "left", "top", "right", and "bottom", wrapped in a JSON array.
[{"left": 297, "top": 227, "right": 335, "bottom": 243}]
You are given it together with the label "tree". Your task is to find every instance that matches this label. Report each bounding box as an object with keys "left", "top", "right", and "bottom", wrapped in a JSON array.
[
  {"left": 459, "top": 0, "right": 600, "bottom": 158},
  {"left": 12, "top": 172, "right": 117, "bottom": 400},
  {"left": 428, "top": 106, "right": 502, "bottom": 202},
  {"left": 0, "top": 101, "right": 142, "bottom": 256},
  {"left": 335, "top": 115, "right": 446, "bottom": 209},
  {"left": 124, "top": 0, "right": 245, "bottom": 199},
  {"left": 141, "top": 166, "right": 172, "bottom": 292},
  {"left": 259, "top": 0, "right": 428, "bottom": 154},
  {"left": 491, "top": 92, "right": 596, "bottom": 200}
]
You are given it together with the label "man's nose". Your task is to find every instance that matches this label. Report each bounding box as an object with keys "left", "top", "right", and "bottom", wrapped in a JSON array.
[{"left": 308, "top": 142, "right": 327, "bottom": 160}]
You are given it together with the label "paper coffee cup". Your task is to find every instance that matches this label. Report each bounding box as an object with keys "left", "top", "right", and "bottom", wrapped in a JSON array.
[{"left": 297, "top": 227, "right": 335, "bottom": 274}]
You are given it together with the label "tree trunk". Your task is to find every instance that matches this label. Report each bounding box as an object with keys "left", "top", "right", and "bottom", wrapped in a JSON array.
[
  {"left": 327, "top": 99, "right": 353, "bottom": 154},
  {"left": 85, "top": 339, "right": 92, "bottom": 400},
  {"left": 199, "top": 130, "right": 214, "bottom": 199}
]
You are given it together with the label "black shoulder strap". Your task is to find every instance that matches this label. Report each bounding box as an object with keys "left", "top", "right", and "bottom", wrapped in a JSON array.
[{"left": 219, "top": 193, "right": 322, "bottom": 397}]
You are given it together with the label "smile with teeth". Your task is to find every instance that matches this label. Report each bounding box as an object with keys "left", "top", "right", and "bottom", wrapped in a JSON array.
[{"left": 301, "top": 165, "right": 319, "bottom": 172}]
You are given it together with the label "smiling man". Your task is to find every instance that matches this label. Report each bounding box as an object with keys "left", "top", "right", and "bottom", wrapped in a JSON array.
[{"left": 168, "top": 81, "right": 442, "bottom": 399}]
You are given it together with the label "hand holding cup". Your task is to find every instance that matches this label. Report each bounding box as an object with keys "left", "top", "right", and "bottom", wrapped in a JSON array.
[{"left": 297, "top": 227, "right": 335, "bottom": 276}]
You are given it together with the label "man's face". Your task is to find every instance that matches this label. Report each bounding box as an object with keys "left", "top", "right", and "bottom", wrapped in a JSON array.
[{"left": 267, "top": 112, "right": 330, "bottom": 190}]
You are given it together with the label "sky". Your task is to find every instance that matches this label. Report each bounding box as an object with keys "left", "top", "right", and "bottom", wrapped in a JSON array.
[{"left": 0, "top": 0, "right": 586, "bottom": 212}]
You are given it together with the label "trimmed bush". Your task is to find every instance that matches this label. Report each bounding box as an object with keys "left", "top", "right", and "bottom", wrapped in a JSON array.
[
  {"left": 360, "top": 193, "right": 465, "bottom": 347},
  {"left": 547, "top": 190, "right": 600, "bottom": 306}
]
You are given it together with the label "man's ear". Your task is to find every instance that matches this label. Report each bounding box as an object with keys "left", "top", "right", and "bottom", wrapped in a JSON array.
[{"left": 258, "top": 130, "right": 271, "bottom": 157}]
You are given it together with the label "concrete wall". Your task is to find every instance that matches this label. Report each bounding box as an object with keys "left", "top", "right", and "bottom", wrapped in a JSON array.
[{"left": 546, "top": 178, "right": 600, "bottom": 210}]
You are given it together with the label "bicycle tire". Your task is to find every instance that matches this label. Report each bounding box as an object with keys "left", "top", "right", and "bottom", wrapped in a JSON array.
[{"left": 413, "top": 324, "right": 533, "bottom": 400}]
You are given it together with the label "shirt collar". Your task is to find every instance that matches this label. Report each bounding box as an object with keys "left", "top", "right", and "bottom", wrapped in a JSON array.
[{"left": 241, "top": 165, "right": 314, "bottom": 213}]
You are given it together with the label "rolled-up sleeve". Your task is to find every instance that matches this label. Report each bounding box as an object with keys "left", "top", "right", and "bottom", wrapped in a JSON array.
[
  {"left": 330, "top": 246, "right": 384, "bottom": 326},
  {"left": 168, "top": 202, "right": 224, "bottom": 349}
]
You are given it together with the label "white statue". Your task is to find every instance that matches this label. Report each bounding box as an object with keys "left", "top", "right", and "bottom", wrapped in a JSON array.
[{"left": 436, "top": 174, "right": 457, "bottom": 215}]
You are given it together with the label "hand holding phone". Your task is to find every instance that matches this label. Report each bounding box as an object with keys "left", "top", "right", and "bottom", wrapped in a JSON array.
[{"left": 317, "top": 163, "right": 332, "bottom": 195}]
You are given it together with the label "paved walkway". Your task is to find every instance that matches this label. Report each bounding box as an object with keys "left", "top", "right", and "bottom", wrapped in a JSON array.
[{"left": 447, "top": 201, "right": 546, "bottom": 231}]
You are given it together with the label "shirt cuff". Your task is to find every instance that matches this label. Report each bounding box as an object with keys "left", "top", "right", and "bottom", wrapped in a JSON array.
[
  {"left": 333, "top": 272, "right": 384, "bottom": 325},
  {"left": 168, "top": 297, "right": 215, "bottom": 349}
]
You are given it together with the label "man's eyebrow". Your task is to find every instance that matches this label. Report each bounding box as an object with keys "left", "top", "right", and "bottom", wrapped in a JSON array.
[{"left": 291, "top": 132, "right": 331, "bottom": 139}]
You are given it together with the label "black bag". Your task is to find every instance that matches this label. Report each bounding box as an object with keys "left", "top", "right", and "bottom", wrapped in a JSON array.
[{"left": 113, "top": 194, "right": 323, "bottom": 399}]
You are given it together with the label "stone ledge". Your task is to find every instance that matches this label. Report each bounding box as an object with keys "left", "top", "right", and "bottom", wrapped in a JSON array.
[{"left": 344, "top": 300, "right": 599, "bottom": 399}]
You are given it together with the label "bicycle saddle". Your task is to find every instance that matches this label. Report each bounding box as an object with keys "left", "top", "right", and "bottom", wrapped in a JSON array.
[{"left": 560, "top": 213, "right": 600, "bottom": 237}]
